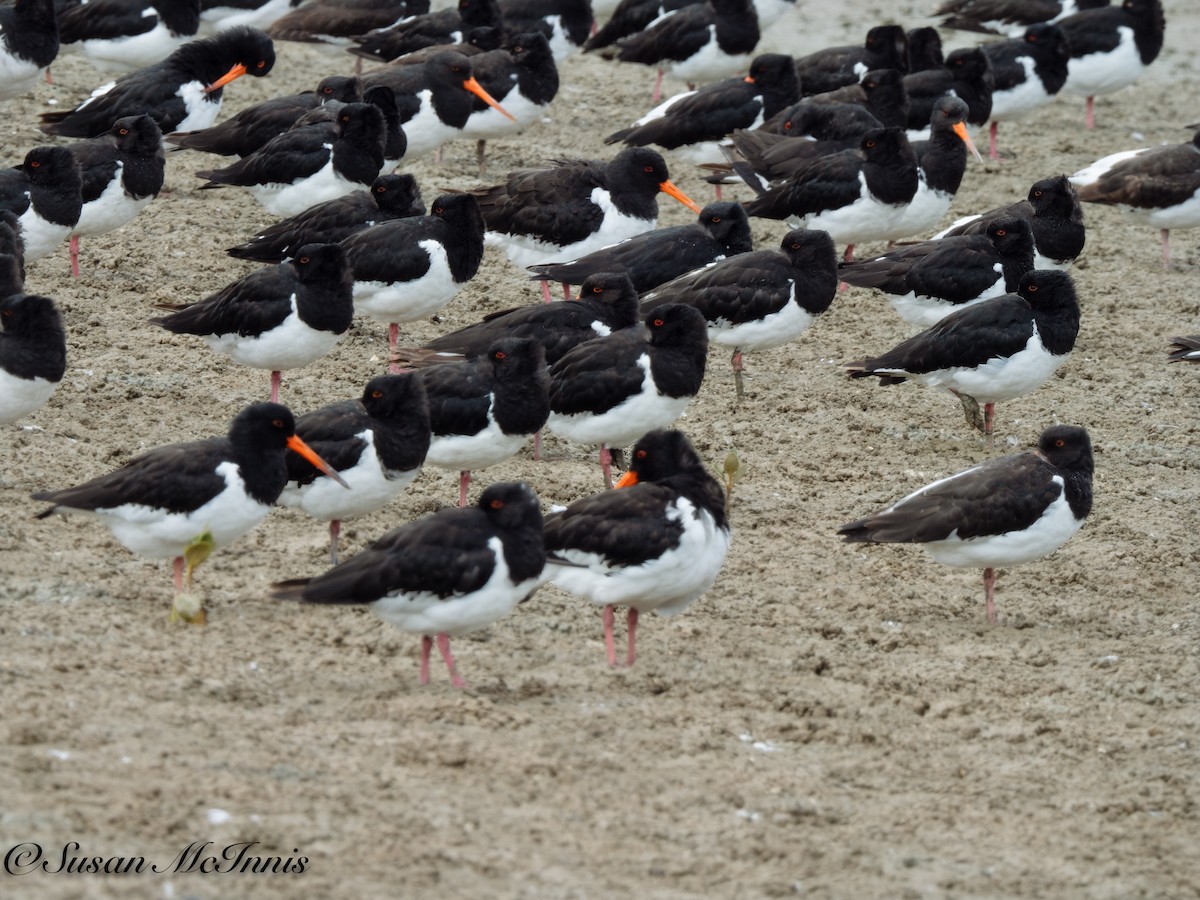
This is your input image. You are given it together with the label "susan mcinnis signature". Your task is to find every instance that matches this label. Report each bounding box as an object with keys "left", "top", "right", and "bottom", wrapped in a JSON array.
[{"left": 3, "top": 841, "right": 309, "bottom": 876}]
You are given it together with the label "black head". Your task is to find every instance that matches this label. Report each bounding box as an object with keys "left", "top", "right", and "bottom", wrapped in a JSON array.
[
  {"left": 930, "top": 95, "right": 969, "bottom": 129},
  {"left": 697, "top": 201, "right": 751, "bottom": 251},
  {"left": 644, "top": 303, "right": 708, "bottom": 348},
  {"left": 478, "top": 481, "right": 543, "bottom": 531},
  {"left": 509, "top": 32, "right": 553, "bottom": 65},
  {"left": 1028, "top": 175, "right": 1083, "bottom": 221},
  {"left": 859, "top": 127, "right": 911, "bottom": 161},
  {"left": 429, "top": 193, "right": 484, "bottom": 231},
  {"left": 316, "top": 75, "right": 363, "bottom": 103},
  {"left": 576, "top": 272, "right": 639, "bottom": 326},
  {"left": 487, "top": 336, "right": 547, "bottom": 380},
  {"left": 363, "top": 85, "right": 398, "bottom": 120},
  {"left": 110, "top": 115, "right": 164, "bottom": 156},
  {"left": 1023, "top": 23, "right": 1070, "bottom": 61},
  {"left": 360, "top": 372, "right": 430, "bottom": 423},
  {"left": 0, "top": 252, "right": 23, "bottom": 296},
  {"left": 0, "top": 213, "right": 25, "bottom": 268},
  {"left": 1017, "top": 269, "right": 1076, "bottom": 307},
  {"left": 861, "top": 68, "right": 905, "bottom": 93},
  {"left": 748, "top": 53, "right": 797, "bottom": 86},
  {"left": 780, "top": 227, "right": 835, "bottom": 265},
  {"left": 627, "top": 429, "right": 707, "bottom": 484},
  {"left": 20, "top": 146, "right": 80, "bottom": 188},
  {"left": 428, "top": 51, "right": 478, "bottom": 86},
  {"left": 466, "top": 26, "right": 504, "bottom": 52},
  {"left": 985, "top": 215, "right": 1034, "bottom": 253},
  {"left": 946, "top": 47, "right": 992, "bottom": 84},
  {"left": 905, "top": 26, "right": 943, "bottom": 71},
  {"left": 336, "top": 102, "right": 386, "bottom": 139},
  {"left": 217, "top": 26, "right": 276, "bottom": 78},
  {"left": 1037, "top": 425, "right": 1093, "bottom": 476},
  {"left": 371, "top": 173, "right": 425, "bottom": 217},
  {"left": 229, "top": 402, "right": 298, "bottom": 451},
  {"left": 292, "top": 243, "right": 350, "bottom": 284},
  {"left": 864, "top": 24, "right": 907, "bottom": 68},
  {"left": 611, "top": 147, "right": 673, "bottom": 193},
  {"left": 0, "top": 292, "right": 60, "bottom": 336}
]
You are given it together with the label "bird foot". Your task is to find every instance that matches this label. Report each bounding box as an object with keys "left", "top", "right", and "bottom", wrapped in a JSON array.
[
  {"left": 956, "top": 393, "right": 987, "bottom": 434},
  {"left": 170, "top": 591, "right": 207, "bottom": 625}
]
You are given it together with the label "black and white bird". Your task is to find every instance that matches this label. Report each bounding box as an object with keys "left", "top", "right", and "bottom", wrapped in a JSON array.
[
  {"left": 39, "top": 26, "right": 276, "bottom": 138},
  {"left": 603, "top": 53, "right": 800, "bottom": 168},
  {"left": 418, "top": 337, "right": 550, "bottom": 507},
  {"left": 393, "top": 271, "right": 641, "bottom": 369},
  {"left": 903, "top": 47, "right": 993, "bottom": 142},
  {"left": 597, "top": 0, "right": 761, "bottom": 103},
  {"left": 935, "top": 174, "right": 1086, "bottom": 271},
  {"left": 1069, "top": 128, "right": 1200, "bottom": 269},
  {"left": 1168, "top": 335, "right": 1200, "bottom": 363},
  {"left": 845, "top": 269, "right": 1080, "bottom": 439},
  {"left": 272, "top": 480, "right": 547, "bottom": 689},
  {"left": 348, "top": 0, "right": 503, "bottom": 63},
  {"left": 741, "top": 127, "right": 919, "bottom": 263},
  {"left": 195, "top": 101, "right": 387, "bottom": 217},
  {"left": 793, "top": 23, "right": 908, "bottom": 97},
  {"left": 0, "top": 146, "right": 83, "bottom": 263},
  {"left": 65, "top": 114, "right": 165, "bottom": 278},
  {"left": 472, "top": 147, "right": 701, "bottom": 301},
  {"left": 527, "top": 201, "right": 752, "bottom": 297},
  {"left": 227, "top": 173, "right": 425, "bottom": 263},
  {"left": 933, "top": 0, "right": 1109, "bottom": 36},
  {"left": 0, "top": 281, "right": 67, "bottom": 426},
  {"left": 499, "top": 0, "right": 594, "bottom": 60},
  {"left": 839, "top": 424, "right": 1094, "bottom": 625},
  {"left": 266, "top": 0, "right": 430, "bottom": 46},
  {"left": 979, "top": 23, "right": 1071, "bottom": 160},
  {"left": 637, "top": 228, "right": 838, "bottom": 398},
  {"left": 543, "top": 428, "right": 730, "bottom": 667},
  {"left": 1058, "top": 0, "right": 1164, "bottom": 129},
  {"left": 32, "top": 402, "right": 348, "bottom": 604},
  {"left": 57, "top": 0, "right": 201, "bottom": 73},
  {"left": 0, "top": 0, "right": 60, "bottom": 102},
  {"left": 280, "top": 373, "right": 432, "bottom": 564},
  {"left": 0, "top": 213, "right": 25, "bottom": 277},
  {"left": 839, "top": 215, "right": 1035, "bottom": 327},
  {"left": 199, "top": 0, "right": 307, "bottom": 35},
  {"left": 546, "top": 303, "right": 708, "bottom": 488},
  {"left": 151, "top": 244, "right": 354, "bottom": 402},
  {"left": 339, "top": 193, "right": 486, "bottom": 363}
]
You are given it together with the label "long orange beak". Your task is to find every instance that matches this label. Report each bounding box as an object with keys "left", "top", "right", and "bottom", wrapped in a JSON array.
[
  {"left": 659, "top": 179, "right": 701, "bottom": 214},
  {"left": 204, "top": 63, "right": 248, "bottom": 94},
  {"left": 464, "top": 76, "right": 516, "bottom": 122},
  {"left": 614, "top": 470, "right": 638, "bottom": 488},
  {"left": 286, "top": 435, "right": 351, "bottom": 489},
  {"left": 953, "top": 121, "right": 983, "bottom": 163}
]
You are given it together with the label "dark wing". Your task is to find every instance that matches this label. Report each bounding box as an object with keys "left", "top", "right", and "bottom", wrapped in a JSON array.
[
  {"left": 548, "top": 328, "right": 648, "bottom": 416},
  {"left": 528, "top": 224, "right": 717, "bottom": 288},
  {"left": 742, "top": 150, "right": 867, "bottom": 219},
  {"left": 196, "top": 122, "right": 338, "bottom": 187},
  {"left": 640, "top": 250, "right": 790, "bottom": 324},
  {"left": 611, "top": 4, "right": 712, "bottom": 65},
  {"left": 608, "top": 82, "right": 762, "bottom": 149},
  {"left": 340, "top": 217, "right": 442, "bottom": 282},
  {"left": 151, "top": 266, "right": 297, "bottom": 337},
  {"left": 473, "top": 159, "right": 606, "bottom": 244},
  {"left": 420, "top": 359, "right": 495, "bottom": 436},
  {"left": 68, "top": 141, "right": 121, "bottom": 204},
  {"left": 58, "top": 0, "right": 158, "bottom": 43},
  {"left": 543, "top": 482, "right": 683, "bottom": 566},
  {"left": 288, "top": 399, "right": 369, "bottom": 484},
  {"left": 228, "top": 192, "right": 378, "bottom": 262}
]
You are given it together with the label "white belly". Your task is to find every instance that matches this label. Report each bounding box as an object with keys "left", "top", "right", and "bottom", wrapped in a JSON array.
[
  {"left": 925, "top": 486, "right": 1083, "bottom": 569},
  {"left": 352, "top": 240, "right": 460, "bottom": 324}
]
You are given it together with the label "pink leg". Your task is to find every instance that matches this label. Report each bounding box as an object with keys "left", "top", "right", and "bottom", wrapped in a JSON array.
[
  {"left": 69, "top": 235, "right": 81, "bottom": 279},
  {"left": 600, "top": 445, "right": 614, "bottom": 489},
  {"left": 732, "top": 348, "right": 745, "bottom": 400},
  {"left": 651, "top": 69, "right": 664, "bottom": 103},
  {"left": 988, "top": 121, "right": 999, "bottom": 161},
  {"left": 1085, "top": 96, "right": 1095, "bottom": 130},
  {"left": 714, "top": 184, "right": 723, "bottom": 201},
  {"left": 436, "top": 633, "right": 466, "bottom": 688},
  {"left": 173, "top": 556, "right": 185, "bottom": 594},
  {"left": 329, "top": 520, "right": 341, "bottom": 566},
  {"left": 539, "top": 279, "right": 553, "bottom": 303},
  {"left": 458, "top": 470, "right": 471, "bottom": 508},
  {"left": 533, "top": 429, "right": 542, "bottom": 462},
  {"left": 1161, "top": 229, "right": 1172, "bottom": 270},
  {"left": 983, "top": 402, "right": 995, "bottom": 450},
  {"left": 388, "top": 323, "right": 401, "bottom": 373},
  {"left": 420, "top": 635, "right": 433, "bottom": 685},
  {"left": 562, "top": 282, "right": 572, "bottom": 300},
  {"left": 270, "top": 370, "right": 282, "bottom": 403},
  {"left": 44, "top": 66, "right": 53, "bottom": 84},
  {"left": 602, "top": 605, "right": 618, "bottom": 667},
  {"left": 625, "top": 607, "right": 639, "bottom": 667},
  {"left": 983, "top": 567, "right": 997, "bottom": 625}
]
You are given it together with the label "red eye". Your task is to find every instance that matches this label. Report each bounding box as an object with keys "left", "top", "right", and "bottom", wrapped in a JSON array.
[
  {"left": 490, "top": 499, "right": 504, "bottom": 509},
  {"left": 636, "top": 449, "right": 647, "bottom": 459},
  {"left": 783, "top": 120, "right": 793, "bottom": 131},
  {"left": 643, "top": 166, "right": 653, "bottom": 173},
  {"left": 272, "top": 418, "right": 284, "bottom": 428},
  {"left": 256, "top": 60, "right": 266, "bottom": 69},
  {"left": 1055, "top": 438, "right": 1065, "bottom": 447},
  {"left": 996, "top": 229, "right": 1007, "bottom": 236},
  {"left": 29, "top": 161, "right": 39, "bottom": 168},
  {"left": 865, "top": 140, "right": 875, "bottom": 148},
  {"left": 298, "top": 256, "right": 309, "bottom": 264},
  {"left": 371, "top": 390, "right": 383, "bottom": 398},
  {"left": 2, "top": 309, "right": 11, "bottom": 318},
  {"left": 1026, "top": 283, "right": 1038, "bottom": 292},
  {"left": 119, "top": 128, "right": 129, "bottom": 135},
  {"left": 376, "top": 186, "right": 386, "bottom": 192},
  {"left": 1033, "top": 190, "right": 1042, "bottom": 197},
  {"left": 592, "top": 285, "right": 601, "bottom": 294},
  {"left": 711, "top": 216, "right": 721, "bottom": 223},
  {"left": 494, "top": 351, "right": 507, "bottom": 360},
  {"left": 653, "top": 318, "right": 664, "bottom": 327},
  {"left": 434, "top": 206, "right": 444, "bottom": 214}
]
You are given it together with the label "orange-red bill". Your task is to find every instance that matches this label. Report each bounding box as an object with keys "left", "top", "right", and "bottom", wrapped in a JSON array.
[
  {"left": 744, "top": 75, "right": 755, "bottom": 84},
  {"left": 287, "top": 435, "right": 351, "bottom": 489},
  {"left": 659, "top": 179, "right": 702, "bottom": 214},
  {"left": 953, "top": 121, "right": 983, "bottom": 163},
  {"left": 464, "top": 76, "right": 516, "bottom": 122},
  {"left": 204, "top": 62, "right": 248, "bottom": 94},
  {"left": 614, "top": 470, "right": 638, "bottom": 489}
]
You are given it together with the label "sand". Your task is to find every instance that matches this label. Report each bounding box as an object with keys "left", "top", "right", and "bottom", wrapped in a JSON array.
[{"left": 2, "top": 1, "right": 1199, "bottom": 897}]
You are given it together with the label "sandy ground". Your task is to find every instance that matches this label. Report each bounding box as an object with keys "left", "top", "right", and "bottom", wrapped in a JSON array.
[{"left": 2, "top": 1, "right": 1200, "bottom": 897}]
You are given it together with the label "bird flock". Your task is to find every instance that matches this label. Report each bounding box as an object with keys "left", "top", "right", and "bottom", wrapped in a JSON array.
[{"left": 2, "top": 0, "right": 1194, "bottom": 687}]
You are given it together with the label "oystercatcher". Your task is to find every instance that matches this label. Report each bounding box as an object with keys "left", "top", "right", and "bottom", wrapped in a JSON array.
[
  {"left": 471, "top": 147, "right": 701, "bottom": 301},
  {"left": 979, "top": 24, "right": 1070, "bottom": 160},
  {"left": 546, "top": 303, "right": 708, "bottom": 488},
  {"left": 199, "top": 0, "right": 305, "bottom": 35},
  {"left": 57, "top": 0, "right": 201, "bottom": 73},
  {"left": 527, "top": 201, "right": 752, "bottom": 296},
  {"left": 0, "top": 212, "right": 25, "bottom": 277},
  {"left": 1168, "top": 335, "right": 1200, "bottom": 363},
  {"left": 1058, "top": 0, "right": 1164, "bottom": 129},
  {"left": 597, "top": 0, "right": 761, "bottom": 102},
  {"left": 348, "top": 0, "right": 503, "bottom": 63},
  {"left": 544, "top": 428, "right": 730, "bottom": 667},
  {"left": 839, "top": 215, "right": 1035, "bottom": 327},
  {"left": 272, "top": 481, "right": 547, "bottom": 689},
  {"left": 1069, "top": 128, "right": 1200, "bottom": 269},
  {"left": 418, "top": 337, "right": 550, "bottom": 507},
  {"left": 360, "top": 50, "right": 514, "bottom": 160},
  {"left": 638, "top": 228, "right": 838, "bottom": 398},
  {"left": 0, "top": 284, "right": 67, "bottom": 426},
  {"left": 65, "top": 114, "right": 165, "bottom": 279},
  {"left": 39, "top": 25, "right": 276, "bottom": 138},
  {"left": 280, "top": 373, "right": 432, "bottom": 564},
  {"left": 0, "top": 0, "right": 60, "bottom": 102},
  {"left": 845, "top": 269, "right": 1080, "bottom": 440},
  {"left": 934, "top": 0, "right": 1109, "bottom": 36},
  {"left": 267, "top": 0, "right": 430, "bottom": 45},
  {"left": 741, "top": 127, "right": 919, "bottom": 263},
  {"left": 0, "top": 146, "right": 83, "bottom": 263},
  {"left": 227, "top": 173, "right": 425, "bottom": 263},
  {"left": 151, "top": 243, "right": 354, "bottom": 402},
  {"left": 588, "top": 0, "right": 790, "bottom": 55},
  {"left": 903, "top": 47, "right": 994, "bottom": 140},
  {"left": 935, "top": 174, "right": 1086, "bottom": 270},
  {"left": 603, "top": 53, "right": 799, "bottom": 169},
  {"left": 165, "top": 73, "right": 362, "bottom": 157},
  {"left": 32, "top": 402, "right": 349, "bottom": 606},
  {"left": 340, "top": 193, "right": 485, "bottom": 364},
  {"left": 838, "top": 424, "right": 1093, "bottom": 624},
  {"left": 905, "top": 26, "right": 944, "bottom": 74},
  {"left": 394, "top": 271, "right": 641, "bottom": 369},
  {"left": 794, "top": 24, "right": 908, "bottom": 97},
  {"left": 499, "top": 0, "right": 594, "bottom": 60},
  {"left": 195, "top": 102, "right": 387, "bottom": 217}
]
